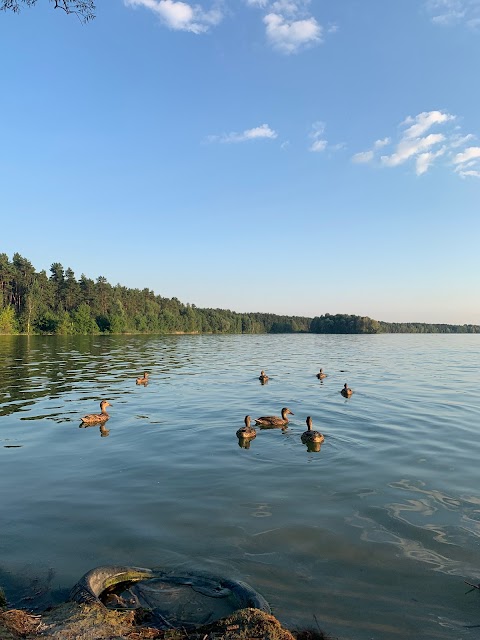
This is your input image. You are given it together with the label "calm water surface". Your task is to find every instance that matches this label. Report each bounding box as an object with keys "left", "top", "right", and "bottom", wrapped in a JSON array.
[{"left": 1, "top": 334, "right": 479, "bottom": 639}]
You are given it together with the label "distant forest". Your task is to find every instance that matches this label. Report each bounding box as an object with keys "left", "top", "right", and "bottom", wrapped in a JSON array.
[{"left": 0, "top": 253, "right": 478, "bottom": 335}]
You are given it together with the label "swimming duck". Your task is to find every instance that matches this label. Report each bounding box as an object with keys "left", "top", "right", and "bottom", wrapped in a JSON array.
[
  {"left": 341, "top": 383, "right": 353, "bottom": 397},
  {"left": 316, "top": 368, "right": 327, "bottom": 379},
  {"left": 136, "top": 372, "right": 149, "bottom": 385},
  {"left": 236, "top": 415, "right": 256, "bottom": 440},
  {"left": 259, "top": 370, "right": 269, "bottom": 382},
  {"left": 81, "top": 400, "right": 111, "bottom": 425},
  {"left": 254, "top": 407, "right": 293, "bottom": 427},
  {"left": 301, "top": 416, "right": 325, "bottom": 444}
]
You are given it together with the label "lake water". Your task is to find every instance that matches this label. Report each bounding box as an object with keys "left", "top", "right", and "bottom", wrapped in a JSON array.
[{"left": 0, "top": 333, "right": 479, "bottom": 639}]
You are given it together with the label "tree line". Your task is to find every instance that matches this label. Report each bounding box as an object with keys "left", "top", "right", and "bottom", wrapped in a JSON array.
[
  {"left": 0, "top": 253, "right": 312, "bottom": 335},
  {"left": 310, "top": 313, "right": 478, "bottom": 334},
  {"left": 0, "top": 254, "right": 477, "bottom": 335}
]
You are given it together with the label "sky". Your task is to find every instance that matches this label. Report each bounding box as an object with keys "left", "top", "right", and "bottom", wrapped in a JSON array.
[{"left": 1, "top": 0, "right": 479, "bottom": 324}]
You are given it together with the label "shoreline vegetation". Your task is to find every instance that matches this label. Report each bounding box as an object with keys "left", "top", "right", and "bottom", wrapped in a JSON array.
[
  {"left": 0, "top": 587, "right": 335, "bottom": 640},
  {"left": 0, "top": 604, "right": 333, "bottom": 640},
  {"left": 0, "top": 253, "right": 478, "bottom": 336}
]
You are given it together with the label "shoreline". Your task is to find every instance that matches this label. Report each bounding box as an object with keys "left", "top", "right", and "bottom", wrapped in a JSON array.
[{"left": 0, "top": 598, "right": 334, "bottom": 640}]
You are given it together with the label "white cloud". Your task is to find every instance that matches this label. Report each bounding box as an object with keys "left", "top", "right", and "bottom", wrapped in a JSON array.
[
  {"left": 374, "top": 137, "right": 391, "bottom": 149},
  {"left": 453, "top": 146, "right": 480, "bottom": 164},
  {"left": 457, "top": 169, "right": 480, "bottom": 178},
  {"left": 124, "top": 0, "right": 223, "bottom": 33},
  {"left": 352, "top": 150, "right": 374, "bottom": 164},
  {"left": 308, "top": 121, "right": 329, "bottom": 152},
  {"left": 426, "top": 0, "right": 480, "bottom": 28},
  {"left": 310, "top": 139, "right": 328, "bottom": 152},
  {"left": 415, "top": 147, "right": 446, "bottom": 175},
  {"left": 351, "top": 109, "right": 480, "bottom": 178},
  {"left": 381, "top": 133, "right": 445, "bottom": 167},
  {"left": 402, "top": 110, "right": 455, "bottom": 139},
  {"left": 449, "top": 133, "right": 475, "bottom": 148},
  {"left": 246, "top": 0, "right": 326, "bottom": 54},
  {"left": 264, "top": 12, "right": 322, "bottom": 53},
  {"left": 208, "top": 123, "right": 278, "bottom": 143},
  {"left": 352, "top": 138, "right": 391, "bottom": 164},
  {"left": 270, "top": 0, "right": 298, "bottom": 15}
]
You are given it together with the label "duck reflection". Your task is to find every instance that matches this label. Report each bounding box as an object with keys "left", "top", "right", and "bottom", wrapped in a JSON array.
[
  {"left": 304, "top": 440, "right": 322, "bottom": 453},
  {"left": 79, "top": 422, "right": 111, "bottom": 437},
  {"left": 237, "top": 435, "right": 255, "bottom": 449},
  {"left": 100, "top": 424, "right": 110, "bottom": 438}
]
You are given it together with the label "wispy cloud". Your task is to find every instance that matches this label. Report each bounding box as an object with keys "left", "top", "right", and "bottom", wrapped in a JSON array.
[
  {"left": 246, "top": 0, "right": 329, "bottom": 54},
  {"left": 307, "top": 121, "right": 344, "bottom": 153},
  {"left": 453, "top": 146, "right": 480, "bottom": 177},
  {"left": 207, "top": 123, "right": 278, "bottom": 143},
  {"left": 425, "top": 0, "right": 480, "bottom": 28},
  {"left": 402, "top": 111, "right": 454, "bottom": 138},
  {"left": 308, "top": 121, "right": 328, "bottom": 152},
  {"left": 352, "top": 138, "right": 390, "bottom": 164},
  {"left": 352, "top": 110, "right": 480, "bottom": 178},
  {"left": 124, "top": 0, "right": 223, "bottom": 33},
  {"left": 381, "top": 133, "right": 446, "bottom": 168}
]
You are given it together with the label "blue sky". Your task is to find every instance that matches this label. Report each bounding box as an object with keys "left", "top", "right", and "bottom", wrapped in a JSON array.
[{"left": 1, "top": 0, "right": 479, "bottom": 324}]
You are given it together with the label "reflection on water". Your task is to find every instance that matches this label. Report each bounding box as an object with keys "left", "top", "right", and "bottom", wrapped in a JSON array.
[
  {"left": 1, "top": 333, "right": 480, "bottom": 639},
  {"left": 79, "top": 423, "right": 110, "bottom": 438},
  {"left": 302, "top": 440, "right": 323, "bottom": 453}
]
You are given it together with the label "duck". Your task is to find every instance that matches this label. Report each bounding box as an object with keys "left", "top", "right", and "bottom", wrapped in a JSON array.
[
  {"left": 316, "top": 368, "right": 327, "bottom": 379},
  {"left": 341, "top": 383, "right": 353, "bottom": 397},
  {"left": 254, "top": 407, "right": 294, "bottom": 427},
  {"left": 81, "top": 400, "right": 111, "bottom": 425},
  {"left": 136, "top": 372, "right": 149, "bottom": 385},
  {"left": 301, "top": 416, "right": 325, "bottom": 444},
  {"left": 236, "top": 415, "right": 256, "bottom": 440},
  {"left": 258, "top": 370, "right": 269, "bottom": 382}
]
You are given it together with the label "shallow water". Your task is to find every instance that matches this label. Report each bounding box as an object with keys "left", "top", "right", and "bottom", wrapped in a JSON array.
[{"left": 0, "top": 333, "right": 479, "bottom": 639}]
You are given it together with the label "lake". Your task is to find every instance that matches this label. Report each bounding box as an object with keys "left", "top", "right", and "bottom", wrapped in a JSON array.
[{"left": 0, "top": 333, "right": 479, "bottom": 639}]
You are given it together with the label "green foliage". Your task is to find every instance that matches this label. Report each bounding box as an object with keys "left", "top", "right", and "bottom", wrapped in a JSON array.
[
  {"left": 310, "top": 313, "right": 478, "bottom": 334},
  {"left": 0, "top": 305, "right": 18, "bottom": 334},
  {"left": 71, "top": 303, "right": 98, "bottom": 334},
  {"left": 0, "top": 254, "right": 478, "bottom": 336},
  {"left": 35, "top": 311, "right": 60, "bottom": 333}
]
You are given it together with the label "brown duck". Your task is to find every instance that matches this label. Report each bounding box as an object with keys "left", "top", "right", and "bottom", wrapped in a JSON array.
[
  {"left": 316, "top": 368, "right": 327, "bottom": 379},
  {"left": 81, "top": 400, "right": 111, "bottom": 425},
  {"left": 301, "top": 416, "right": 325, "bottom": 444},
  {"left": 341, "top": 383, "right": 353, "bottom": 397},
  {"left": 136, "top": 372, "right": 149, "bottom": 385},
  {"left": 258, "top": 370, "right": 269, "bottom": 382},
  {"left": 254, "top": 407, "right": 293, "bottom": 427},
  {"left": 236, "top": 415, "right": 256, "bottom": 440}
]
